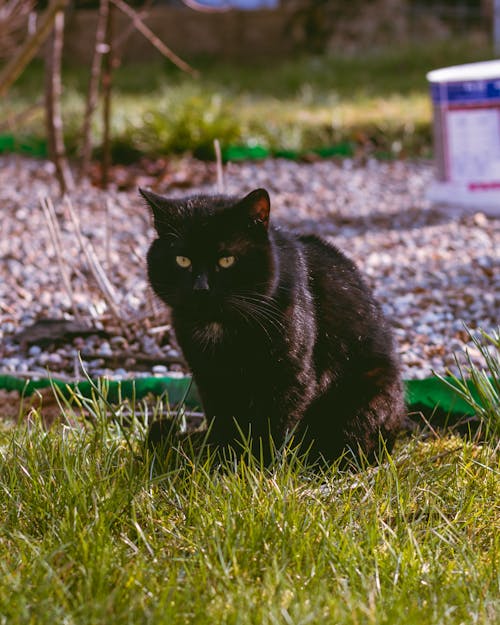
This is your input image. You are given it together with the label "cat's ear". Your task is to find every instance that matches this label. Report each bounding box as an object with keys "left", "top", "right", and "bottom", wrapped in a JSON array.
[
  {"left": 237, "top": 188, "right": 271, "bottom": 229},
  {"left": 139, "top": 187, "right": 181, "bottom": 233}
]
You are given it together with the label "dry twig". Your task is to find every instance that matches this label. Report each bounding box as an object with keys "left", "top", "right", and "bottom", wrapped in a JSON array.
[
  {"left": 0, "top": 0, "right": 68, "bottom": 97},
  {"left": 0, "top": 0, "right": 34, "bottom": 58},
  {"left": 80, "top": 0, "right": 110, "bottom": 178},
  {"left": 0, "top": 98, "right": 43, "bottom": 133},
  {"left": 81, "top": 350, "right": 186, "bottom": 368},
  {"left": 214, "top": 139, "right": 225, "bottom": 193},
  {"left": 105, "top": 196, "right": 113, "bottom": 271},
  {"left": 113, "top": 0, "right": 154, "bottom": 54},
  {"left": 39, "top": 195, "right": 82, "bottom": 322},
  {"left": 45, "top": 6, "right": 74, "bottom": 193},
  {"left": 101, "top": 1, "right": 115, "bottom": 187},
  {"left": 110, "top": 0, "right": 198, "bottom": 77},
  {"left": 65, "top": 196, "right": 125, "bottom": 325}
]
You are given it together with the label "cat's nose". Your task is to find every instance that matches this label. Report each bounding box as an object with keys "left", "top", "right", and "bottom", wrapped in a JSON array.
[{"left": 193, "top": 273, "right": 210, "bottom": 291}]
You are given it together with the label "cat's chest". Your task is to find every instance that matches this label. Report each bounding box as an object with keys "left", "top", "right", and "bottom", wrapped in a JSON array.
[
  {"left": 177, "top": 319, "right": 281, "bottom": 366},
  {"left": 191, "top": 321, "right": 225, "bottom": 346}
]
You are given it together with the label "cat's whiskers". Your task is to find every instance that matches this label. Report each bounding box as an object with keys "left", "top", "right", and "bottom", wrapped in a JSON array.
[
  {"left": 230, "top": 301, "right": 273, "bottom": 342},
  {"left": 227, "top": 294, "right": 284, "bottom": 339},
  {"left": 192, "top": 321, "right": 224, "bottom": 351},
  {"left": 232, "top": 293, "right": 285, "bottom": 328},
  {"left": 238, "top": 305, "right": 283, "bottom": 333}
]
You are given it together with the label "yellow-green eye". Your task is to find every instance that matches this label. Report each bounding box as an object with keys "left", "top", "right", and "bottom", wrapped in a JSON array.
[
  {"left": 218, "top": 255, "right": 235, "bottom": 269},
  {"left": 175, "top": 255, "right": 192, "bottom": 268}
]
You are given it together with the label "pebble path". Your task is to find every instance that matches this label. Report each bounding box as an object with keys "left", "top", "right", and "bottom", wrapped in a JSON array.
[{"left": 0, "top": 155, "right": 498, "bottom": 381}]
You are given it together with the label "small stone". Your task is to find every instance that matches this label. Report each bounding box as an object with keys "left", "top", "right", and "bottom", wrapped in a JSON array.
[
  {"left": 46, "top": 353, "right": 62, "bottom": 365},
  {"left": 168, "top": 370, "right": 185, "bottom": 378},
  {"left": 110, "top": 336, "right": 127, "bottom": 347},
  {"left": 473, "top": 212, "right": 488, "bottom": 227},
  {"left": 28, "top": 345, "right": 42, "bottom": 357},
  {"left": 152, "top": 364, "right": 168, "bottom": 375},
  {"left": 0, "top": 154, "right": 498, "bottom": 381},
  {"left": 98, "top": 342, "right": 113, "bottom": 357}
]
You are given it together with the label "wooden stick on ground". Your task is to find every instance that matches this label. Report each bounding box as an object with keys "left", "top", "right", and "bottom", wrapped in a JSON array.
[
  {"left": 105, "top": 197, "right": 113, "bottom": 271},
  {"left": 214, "top": 139, "right": 225, "bottom": 193},
  {"left": 81, "top": 350, "right": 187, "bottom": 368}
]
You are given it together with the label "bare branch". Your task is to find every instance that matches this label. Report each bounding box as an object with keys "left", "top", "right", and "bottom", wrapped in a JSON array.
[
  {"left": 0, "top": 98, "right": 43, "bottom": 133},
  {"left": 109, "top": 0, "right": 199, "bottom": 77},
  {"left": 0, "top": 0, "right": 35, "bottom": 58},
  {"left": 80, "top": 0, "right": 110, "bottom": 178},
  {"left": 101, "top": 1, "right": 114, "bottom": 188},
  {"left": 113, "top": 0, "right": 154, "bottom": 53},
  {"left": 0, "top": 0, "right": 69, "bottom": 98},
  {"left": 45, "top": 6, "right": 74, "bottom": 193}
]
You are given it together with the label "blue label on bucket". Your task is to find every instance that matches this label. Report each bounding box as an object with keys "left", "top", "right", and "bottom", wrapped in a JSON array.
[{"left": 431, "top": 79, "right": 500, "bottom": 105}]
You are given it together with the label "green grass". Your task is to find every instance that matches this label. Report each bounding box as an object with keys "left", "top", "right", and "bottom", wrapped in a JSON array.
[
  {"left": 0, "top": 374, "right": 499, "bottom": 622},
  {"left": 437, "top": 328, "right": 500, "bottom": 441},
  {"left": 0, "top": 37, "right": 494, "bottom": 160},
  {"left": 0, "top": 329, "right": 498, "bottom": 624},
  {"left": 0, "top": 415, "right": 498, "bottom": 624}
]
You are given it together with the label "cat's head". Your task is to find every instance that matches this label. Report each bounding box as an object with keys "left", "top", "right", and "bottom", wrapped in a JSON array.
[{"left": 141, "top": 188, "right": 275, "bottom": 321}]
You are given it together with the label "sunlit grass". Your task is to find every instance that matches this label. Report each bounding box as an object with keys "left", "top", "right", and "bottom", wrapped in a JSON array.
[
  {"left": 0, "top": 338, "right": 499, "bottom": 625},
  {"left": 437, "top": 327, "right": 500, "bottom": 441},
  {"left": 0, "top": 412, "right": 498, "bottom": 624}
]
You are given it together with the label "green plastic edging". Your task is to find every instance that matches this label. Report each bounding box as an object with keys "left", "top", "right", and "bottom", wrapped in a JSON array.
[
  {"left": 0, "top": 374, "right": 201, "bottom": 409},
  {"left": 405, "top": 377, "right": 481, "bottom": 418},
  {"left": 222, "top": 142, "right": 354, "bottom": 162},
  {"left": 0, "top": 135, "right": 354, "bottom": 163},
  {"left": 0, "top": 134, "right": 48, "bottom": 157},
  {"left": 0, "top": 374, "right": 482, "bottom": 418}
]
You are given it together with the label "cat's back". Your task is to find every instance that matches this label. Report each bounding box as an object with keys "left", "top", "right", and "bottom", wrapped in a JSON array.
[
  {"left": 272, "top": 229, "right": 380, "bottom": 319},
  {"left": 295, "top": 232, "right": 375, "bottom": 309},
  {"left": 297, "top": 232, "right": 361, "bottom": 277},
  {"left": 292, "top": 231, "right": 395, "bottom": 364}
]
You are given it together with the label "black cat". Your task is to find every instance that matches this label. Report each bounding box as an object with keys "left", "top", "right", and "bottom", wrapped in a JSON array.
[{"left": 141, "top": 187, "right": 405, "bottom": 463}]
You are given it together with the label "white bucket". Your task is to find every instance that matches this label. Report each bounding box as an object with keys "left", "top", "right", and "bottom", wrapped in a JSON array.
[{"left": 427, "top": 59, "right": 500, "bottom": 216}]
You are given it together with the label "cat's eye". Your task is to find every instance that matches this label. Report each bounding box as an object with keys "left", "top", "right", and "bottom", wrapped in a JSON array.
[
  {"left": 175, "top": 255, "right": 192, "bottom": 269},
  {"left": 218, "top": 255, "right": 235, "bottom": 269}
]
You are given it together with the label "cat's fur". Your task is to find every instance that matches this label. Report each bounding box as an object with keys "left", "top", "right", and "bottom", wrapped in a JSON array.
[{"left": 142, "top": 187, "right": 405, "bottom": 463}]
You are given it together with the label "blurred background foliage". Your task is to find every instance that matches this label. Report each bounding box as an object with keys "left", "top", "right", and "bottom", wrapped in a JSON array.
[{"left": 0, "top": 0, "right": 495, "bottom": 162}]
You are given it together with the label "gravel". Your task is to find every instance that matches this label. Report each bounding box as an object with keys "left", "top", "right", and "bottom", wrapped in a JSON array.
[{"left": 0, "top": 154, "right": 498, "bottom": 382}]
